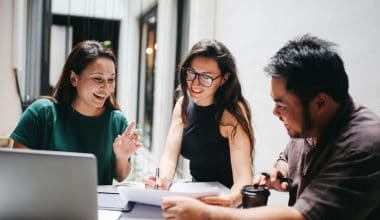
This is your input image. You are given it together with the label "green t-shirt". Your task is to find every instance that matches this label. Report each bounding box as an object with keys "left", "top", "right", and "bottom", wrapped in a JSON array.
[{"left": 10, "top": 99, "right": 128, "bottom": 185}]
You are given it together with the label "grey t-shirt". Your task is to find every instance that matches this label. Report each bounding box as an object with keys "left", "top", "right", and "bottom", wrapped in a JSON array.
[{"left": 279, "top": 99, "right": 380, "bottom": 220}]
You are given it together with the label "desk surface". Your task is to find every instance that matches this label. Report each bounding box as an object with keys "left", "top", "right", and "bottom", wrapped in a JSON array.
[
  {"left": 119, "top": 203, "right": 163, "bottom": 219},
  {"left": 98, "top": 182, "right": 230, "bottom": 220}
]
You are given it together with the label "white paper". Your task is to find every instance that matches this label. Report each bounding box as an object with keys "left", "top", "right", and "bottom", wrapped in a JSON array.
[
  {"left": 97, "top": 185, "right": 119, "bottom": 194},
  {"left": 169, "top": 182, "right": 224, "bottom": 192},
  {"left": 118, "top": 182, "right": 220, "bottom": 206},
  {"left": 98, "top": 210, "right": 121, "bottom": 220}
]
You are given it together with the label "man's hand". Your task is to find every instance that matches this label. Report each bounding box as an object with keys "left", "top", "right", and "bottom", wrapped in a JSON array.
[
  {"left": 198, "top": 195, "right": 232, "bottom": 207},
  {"left": 162, "top": 196, "right": 210, "bottom": 220},
  {"left": 253, "top": 167, "right": 290, "bottom": 192}
]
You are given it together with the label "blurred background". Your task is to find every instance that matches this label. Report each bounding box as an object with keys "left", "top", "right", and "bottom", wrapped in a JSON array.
[{"left": 1, "top": 0, "right": 380, "bottom": 205}]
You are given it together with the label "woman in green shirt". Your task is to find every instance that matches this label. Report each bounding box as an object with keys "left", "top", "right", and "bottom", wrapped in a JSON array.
[{"left": 11, "top": 40, "right": 141, "bottom": 185}]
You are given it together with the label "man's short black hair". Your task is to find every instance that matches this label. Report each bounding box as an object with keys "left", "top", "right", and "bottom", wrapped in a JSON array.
[{"left": 264, "top": 34, "right": 349, "bottom": 105}]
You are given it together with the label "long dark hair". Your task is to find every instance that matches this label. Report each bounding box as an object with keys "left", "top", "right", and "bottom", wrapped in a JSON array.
[
  {"left": 51, "top": 40, "right": 119, "bottom": 109},
  {"left": 179, "top": 39, "right": 255, "bottom": 159}
]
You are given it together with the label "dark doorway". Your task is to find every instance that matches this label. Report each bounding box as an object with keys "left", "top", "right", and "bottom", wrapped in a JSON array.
[
  {"left": 52, "top": 15, "right": 120, "bottom": 55},
  {"left": 45, "top": 15, "right": 120, "bottom": 96}
]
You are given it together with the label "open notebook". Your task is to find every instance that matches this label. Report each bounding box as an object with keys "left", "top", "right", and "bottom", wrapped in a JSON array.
[
  {"left": 118, "top": 182, "right": 224, "bottom": 206},
  {"left": 97, "top": 185, "right": 135, "bottom": 212}
]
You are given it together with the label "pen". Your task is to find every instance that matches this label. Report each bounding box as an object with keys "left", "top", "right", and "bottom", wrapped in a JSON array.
[
  {"left": 154, "top": 167, "right": 160, "bottom": 190},
  {"left": 261, "top": 172, "right": 293, "bottom": 184}
]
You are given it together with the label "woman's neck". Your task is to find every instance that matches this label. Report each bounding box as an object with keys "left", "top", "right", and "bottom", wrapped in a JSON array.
[
  {"left": 192, "top": 97, "right": 214, "bottom": 107},
  {"left": 71, "top": 101, "right": 105, "bottom": 117}
]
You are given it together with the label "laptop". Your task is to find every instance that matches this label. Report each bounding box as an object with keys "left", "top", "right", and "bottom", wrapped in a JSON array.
[{"left": 0, "top": 148, "right": 98, "bottom": 220}]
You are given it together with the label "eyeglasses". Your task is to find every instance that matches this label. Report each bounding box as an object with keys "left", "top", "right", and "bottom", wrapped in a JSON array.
[{"left": 184, "top": 67, "right": 222, "bottom": 87}]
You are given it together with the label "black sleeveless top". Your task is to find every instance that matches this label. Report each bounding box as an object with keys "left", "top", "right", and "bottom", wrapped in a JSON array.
[{"left": 180, "top": 100, "right": 233, "bottom": 188}]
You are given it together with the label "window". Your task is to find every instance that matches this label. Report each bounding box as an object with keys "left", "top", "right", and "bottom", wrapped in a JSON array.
[
  {"left": 137, "top": 6, "right": 157, "bottom": 151},
  {"left": 23, "top": 1, "right": 120, "bottom": 110}
]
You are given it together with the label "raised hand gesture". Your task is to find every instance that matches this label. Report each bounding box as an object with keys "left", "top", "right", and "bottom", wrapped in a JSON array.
[{"left": 113, "top": 121, "right": 142, "bottom": 160}]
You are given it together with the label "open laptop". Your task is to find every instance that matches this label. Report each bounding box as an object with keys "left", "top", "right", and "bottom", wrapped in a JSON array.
[{"left": 0, "top": 148, "right": 98, "bottom": 220}]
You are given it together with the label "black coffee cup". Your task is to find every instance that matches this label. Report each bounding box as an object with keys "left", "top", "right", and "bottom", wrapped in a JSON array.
[{"left": 241, "top": 185, "right": 270, "bottom": 208}]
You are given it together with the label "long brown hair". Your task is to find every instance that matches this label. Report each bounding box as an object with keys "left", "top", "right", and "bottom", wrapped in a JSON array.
[
  {"left": 178, "top": 39, "right": 255, "bottom": 160},
  {"left": 51, "top": 40, "right": 119, "bottom": 109}
]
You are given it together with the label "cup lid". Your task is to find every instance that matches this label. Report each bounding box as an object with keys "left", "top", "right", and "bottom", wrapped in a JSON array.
[{"left": 241, "top": 185, "right": 270, "bottom": 196}]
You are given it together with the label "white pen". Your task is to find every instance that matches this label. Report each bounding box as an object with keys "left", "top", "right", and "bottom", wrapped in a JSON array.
[{"left": 154, "top": 167, "right": 160, "bottom": 190}]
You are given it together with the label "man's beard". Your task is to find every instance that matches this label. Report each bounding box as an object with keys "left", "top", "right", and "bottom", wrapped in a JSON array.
[{"left": 288, "top": 104, "right": 313, "bottom": 138}]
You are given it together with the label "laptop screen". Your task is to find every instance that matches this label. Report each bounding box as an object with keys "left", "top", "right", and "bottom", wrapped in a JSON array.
[{"left": 0, "top": 148, "right": 98, "bottom": 220}]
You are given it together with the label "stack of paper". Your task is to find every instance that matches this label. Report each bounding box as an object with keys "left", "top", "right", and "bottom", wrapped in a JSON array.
[{"left": 118, "top": 182, "right": 220, "bottom": 206}]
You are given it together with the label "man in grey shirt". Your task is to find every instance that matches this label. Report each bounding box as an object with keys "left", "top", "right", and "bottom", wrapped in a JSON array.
[{"left": 161, "top": 34, "right": 380, "bottom": 220}]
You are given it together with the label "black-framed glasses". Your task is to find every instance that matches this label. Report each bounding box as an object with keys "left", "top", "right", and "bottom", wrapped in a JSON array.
[{"left": 185, "top": 67, "right": 222, "bottom": 87}]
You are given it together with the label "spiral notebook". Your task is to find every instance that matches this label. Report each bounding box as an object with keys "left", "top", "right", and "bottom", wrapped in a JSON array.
[{"left": 97, "top": 185, "right": 135, "bottom": 212}]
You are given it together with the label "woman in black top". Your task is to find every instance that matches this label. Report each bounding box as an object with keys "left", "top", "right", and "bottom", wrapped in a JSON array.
[{"left": 144, "top": 39, "right": 254, "bottom": 206}]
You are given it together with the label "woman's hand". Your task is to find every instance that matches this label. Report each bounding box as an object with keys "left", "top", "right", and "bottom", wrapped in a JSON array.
[
  {"left": 143, "top": 174, "right": 172, "bottom": 190},
  {"left": 113, "top": 121, "right": 142, "bottom": 160}
]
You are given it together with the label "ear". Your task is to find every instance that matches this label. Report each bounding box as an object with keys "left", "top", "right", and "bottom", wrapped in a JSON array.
[
  {"left": 221, "top": 73, "right": 230, "bottom": 85},
  {"left": 70, "top": 71, "right": 78, "bottom": 87},
  {"left": 313, "top": 93, "right": 329, "bottom": 112}
]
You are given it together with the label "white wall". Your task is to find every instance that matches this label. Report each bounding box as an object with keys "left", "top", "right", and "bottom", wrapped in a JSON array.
[
  {"left": 0, "top": 0, "right": 22, "bottom": 138},
  {"left": 12, "top": 0, "right": 26, "bottom": 100},
  {"left": 189, "top": 0, "right": 380, "bottom": 205},
  {"left": 188, "top": 0, "right": 216, "bottom": 48},
  {"left": 49, "top": 25, "right": 72, "bottom": 87},
  {"left": 214, "top": 0, "right": 380, "bottom": 167}
]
